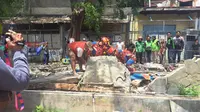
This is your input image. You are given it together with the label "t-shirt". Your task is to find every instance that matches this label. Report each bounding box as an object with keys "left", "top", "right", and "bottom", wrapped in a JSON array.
[
  {"left": 77, "top": 47, "right": 84, "bottom": 57},
  {"left": 173, "top": 36, "right": 184, "bottom": 50},
  {"left": 117, "top": 42, "right": 124, "bottom": 50}
]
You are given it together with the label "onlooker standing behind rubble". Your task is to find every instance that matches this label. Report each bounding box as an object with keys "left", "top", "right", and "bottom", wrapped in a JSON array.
[
  {"left": 151, "top": 36, "right": 160, "bottom": 63},
  {"left": 144, "top": 35, "right": 152, "bottom": 63},
  {"left": 192, "top": 39, "right": 200, "bottom": 57},
  {"left": 159, "top": 39, "right": 166, "bottom": 64},
  {"left": 126, "top": 41, "right": 135, "bottom": 54},
  {"left": 173, "top": 31, "right": 184, "bottom": 63},
  {"left": 166, "top": 32, "right": 175, "bottom": 63},
  {"left": 135, "top": 36, "right": 145, "bottom": 64},
  {"left": 116, "top": 38, "right": 125, "bottom": 52},
  {"left": 43, "top": 42, "right": 49, "bottom": 65}
]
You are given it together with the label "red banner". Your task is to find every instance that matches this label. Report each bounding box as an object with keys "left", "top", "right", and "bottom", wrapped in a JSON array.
[{"left": 26, "top": 42, "right": 41, "bottom": 47}]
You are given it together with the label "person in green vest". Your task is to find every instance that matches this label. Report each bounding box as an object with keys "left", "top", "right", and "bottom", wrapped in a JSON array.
[
  {"left": 135, "top": 36, "right": 145, "bottom": 64},
  {"left": 145, "top": 35, "right": 152, "bottom": 63},
  {"left": 151, "top": 36, "right": 160, "bottom": 63}
]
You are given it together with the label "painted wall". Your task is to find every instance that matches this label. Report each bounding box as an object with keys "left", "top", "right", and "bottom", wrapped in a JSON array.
[{"left": 130, "top": 13, "right": 197, "bottom": 41}]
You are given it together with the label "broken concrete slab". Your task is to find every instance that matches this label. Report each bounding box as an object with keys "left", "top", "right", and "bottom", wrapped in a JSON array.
[
  {"left": 82, "top": 56, "right": 130, "bottom": 88},
  {"left": 170, "top": 100, "right": 189, "bottom": 112},
  {"left": 146, "top": 77, "right": 167, "bottom": 94},
  {"left": 148, "top": 58, "right": 200, "bottom": 95},
  {"left": 184, "top": 59, "right": 200, "bottom": 74},
  {"left": 143, "top": 63, "right": 166, "bottom": 72}
]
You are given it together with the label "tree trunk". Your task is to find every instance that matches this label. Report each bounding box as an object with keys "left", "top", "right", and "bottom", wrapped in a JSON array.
[{"left": 68, "top": 0, "right": 85, "bottom": 41}]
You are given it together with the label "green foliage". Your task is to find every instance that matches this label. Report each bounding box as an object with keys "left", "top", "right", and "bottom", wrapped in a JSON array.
[
  {"left": 73, "top": 2, "right": 104, "bottom": 34},
  {"left": 179, "top": 85, "right": 200, "bottom": 97},
  {"left": 0, "top": 0, "right": 24, "bottom": 17},
  {"left": 33, "top": 105, "right": 64, "bottom": 112},
  {"left": 71, "top": 0, "right": 144, "bottom": 34}
]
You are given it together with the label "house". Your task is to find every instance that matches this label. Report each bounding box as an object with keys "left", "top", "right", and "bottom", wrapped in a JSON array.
[
  {"left": 0, "top": 0, "right": 132, "bottom": 62},
  {"left": 129, "top": 0, "right": 200, "bottom": 60}
]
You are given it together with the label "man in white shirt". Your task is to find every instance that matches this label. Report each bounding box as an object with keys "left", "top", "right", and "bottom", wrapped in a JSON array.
[{"left": 116, "top": 38, "right": 125, "bottom": 52}]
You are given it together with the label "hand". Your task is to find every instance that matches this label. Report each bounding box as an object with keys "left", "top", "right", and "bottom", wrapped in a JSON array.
[{"left": 5, "top": 30, "right": 24, "bottom": 51}]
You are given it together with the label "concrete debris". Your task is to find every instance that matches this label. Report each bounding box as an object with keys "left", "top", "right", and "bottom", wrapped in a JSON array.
[
  {"left": 29, "top": 62, "right": 71, "bottom": 79},
  {"left": 82, "top": 56, "right": 131, "bottom": 89},
  {"left": 143, "top": 63, "right": 166, "bottom": 72},
  {"left": 146, "top": 58, "right": 200, "bottom": 95}
]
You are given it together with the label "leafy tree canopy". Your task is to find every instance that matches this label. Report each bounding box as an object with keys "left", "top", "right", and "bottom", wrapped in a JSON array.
[
  {"left": 0, "top": 0, "right": 24, "bottom": 17},
  {"left": 72, "top": 0, "right": 144, "bottom": 34}
]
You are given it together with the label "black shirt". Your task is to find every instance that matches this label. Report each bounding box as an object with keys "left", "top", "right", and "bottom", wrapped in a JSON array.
[{"left": 126, "top": 43, "right": 135, "bottom": 52}]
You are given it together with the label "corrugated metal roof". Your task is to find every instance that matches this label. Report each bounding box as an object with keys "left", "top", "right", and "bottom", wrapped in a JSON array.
[{"left": 2, "top": 16, "right": 130, "bottom": 24}]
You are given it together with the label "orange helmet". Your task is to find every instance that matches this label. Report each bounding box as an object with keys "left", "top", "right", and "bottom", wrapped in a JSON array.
[{"left": 101, "top": 37, "right": 109, "bottom": 43}]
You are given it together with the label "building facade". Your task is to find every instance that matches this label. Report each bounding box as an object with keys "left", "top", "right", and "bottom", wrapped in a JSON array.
[
  {"left": 129, "top": 0, "right": 200, "bottom": 60},
  {"left": 1, "top": 0, "right": 132, "bottom": 62}
]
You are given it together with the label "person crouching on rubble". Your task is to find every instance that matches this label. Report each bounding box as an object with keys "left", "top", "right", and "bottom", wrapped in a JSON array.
[
  {"left": 0, "top": 30, "right": 29, "bottom": 110},
  {"left": 125, "top": 53, "right": 136, "bottom": 74},
  {"left": 68, "top": 41, "right": 93, "bottom": 76}
]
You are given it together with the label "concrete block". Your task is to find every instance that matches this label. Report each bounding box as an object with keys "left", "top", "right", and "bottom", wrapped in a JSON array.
[
  {"left": 170, "top": 101, "right": 189, "bottom": 112},
  {"left": 167, "top": 66, "right": 188, "bottom": 83},
  {"left": 147, "top": 77, "right": 167, "bottom": 94},
  {"left": 167, "top": 83, "right": 180, "bottom": 95},
  {"left": 184, "top": 59, "right": 199, "bottom": 74},
  {"left": 83, "top": 56, "right": 130, "bottom": 88},
  {"left": 170, "top": 99, "right": 200, "bottom": 112}
]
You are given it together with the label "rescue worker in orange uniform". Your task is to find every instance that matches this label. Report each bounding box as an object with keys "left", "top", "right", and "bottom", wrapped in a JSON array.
[
  {"left": 101, "top": 36, "right": 111, "bottom": 55},
  {"left": 68, "top": 41, "right": 93, "bottom": 75}
]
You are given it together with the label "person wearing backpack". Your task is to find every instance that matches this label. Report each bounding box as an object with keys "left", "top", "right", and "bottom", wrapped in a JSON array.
[{"left": 173, "top": 31, "right": 184, "bottom": 63}]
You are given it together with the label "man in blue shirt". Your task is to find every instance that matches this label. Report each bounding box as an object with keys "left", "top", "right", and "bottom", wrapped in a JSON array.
[{"left": 0, "top": 30, "right": 29, "bottom": 110}]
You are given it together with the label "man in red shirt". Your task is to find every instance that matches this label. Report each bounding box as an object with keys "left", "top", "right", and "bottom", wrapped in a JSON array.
[{"left": 68, "top": 41, "right": 93, "bottom": 75}]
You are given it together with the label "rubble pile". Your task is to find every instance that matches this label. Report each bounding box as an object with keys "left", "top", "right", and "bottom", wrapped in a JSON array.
[
  {"left": 29, "top": 62, "right": 71, "bottom": 79},
  {"left": 82, "top": 56, "right": 131, "bottom": 89},
  {"left": 28, "top": 56, "right": 180, "bottom": 93},
  {"left": 147, "top": 58, "right": 200, "bottom": 95}
]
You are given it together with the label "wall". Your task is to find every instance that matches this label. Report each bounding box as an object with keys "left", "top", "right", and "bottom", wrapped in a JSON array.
[
  {"left": 130, "top": 13, "right": 197, "bottom": 41},
  {"left": 28, "top": 0, "right": 131, "bottom": 16},
  {"left": 5, "top": 90, "right": 200, "bottom": 112},
  {"left": 84, "top": 23, "right": 128, "bottom": 42}
]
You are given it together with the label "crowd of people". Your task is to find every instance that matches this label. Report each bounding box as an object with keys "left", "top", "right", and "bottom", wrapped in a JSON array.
[
  {"left": 66, "top": 31, "right": 188, "bottom": 76},
  {"left": 126, "top": 31, "right": 185, "bottom": 64}
]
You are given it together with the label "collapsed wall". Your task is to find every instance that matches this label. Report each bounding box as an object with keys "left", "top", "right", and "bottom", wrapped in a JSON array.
[
  {"left": 147, "top": 58, "right": 200, "bottom": 95},
  {"left": 82, "top": 56, "right": 131, "bottom": 89}
]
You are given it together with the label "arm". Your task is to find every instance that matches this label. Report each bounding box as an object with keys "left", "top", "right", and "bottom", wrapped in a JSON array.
[{"left": 0, "top": 47, "right": 29, "bottom": 91}]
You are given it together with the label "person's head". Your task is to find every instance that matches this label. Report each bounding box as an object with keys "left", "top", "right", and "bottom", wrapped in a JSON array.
[
  {"left": 195, "top": 39, "right": 198, "bottom": 44},
  {"left": 85, "top": 41, "right": 93, "bottom": 51},
  {"left": 176, "top": 31, "right": 181, "bottom": 37},
  {"left": 101, "top": 37, "right": 109, "bottom": 45},
  {"left": 138, "top": 36, "right": 142, "bottom": 41},
  {"left": 160, "top": 39, "right": 165, "bottom": 44},
  {"left": 167, "top": 32, "right": 171, "bottom": 38},
  {"left": 118, "top": 38, "right": 121, "bottom": 43},
  {"left": 146, "top": 35, "right": 150, "bottom": 41},
  {"left": 152, "top": 36, "right": 156, "bottom": 40}
]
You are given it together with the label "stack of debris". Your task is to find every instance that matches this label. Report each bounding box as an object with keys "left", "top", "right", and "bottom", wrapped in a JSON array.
[{"left": 29, "top": 62, "right": 71, "bottom": 79}]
